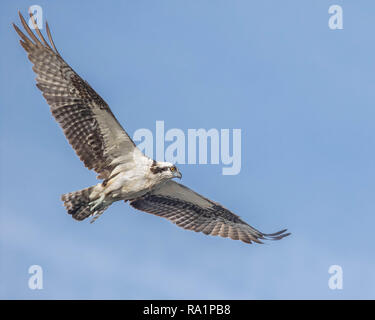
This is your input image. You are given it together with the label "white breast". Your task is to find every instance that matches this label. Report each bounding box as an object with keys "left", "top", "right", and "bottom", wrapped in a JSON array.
[{"left": 103, "top": 157, "right": 159, "bottom": 200}]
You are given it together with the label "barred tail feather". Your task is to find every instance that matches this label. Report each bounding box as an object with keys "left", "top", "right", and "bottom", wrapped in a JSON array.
[{"left": 61, "top": 186, "right": 95, "bottom": 221}]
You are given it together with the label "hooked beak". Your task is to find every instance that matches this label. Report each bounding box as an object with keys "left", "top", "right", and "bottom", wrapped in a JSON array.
[{"left": 174, "top": 170, "right": 182, "bottom": 179}]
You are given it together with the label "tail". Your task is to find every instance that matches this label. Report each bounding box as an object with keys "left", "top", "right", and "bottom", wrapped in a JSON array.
[{"left": 61, "top": 186, "right": 96, "bottom": 221}]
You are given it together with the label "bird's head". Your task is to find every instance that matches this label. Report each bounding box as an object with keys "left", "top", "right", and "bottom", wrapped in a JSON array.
[{"left": 150, "top": 161, "right": 182, "bottom": 180}]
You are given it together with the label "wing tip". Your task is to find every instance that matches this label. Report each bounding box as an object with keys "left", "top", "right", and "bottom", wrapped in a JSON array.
[
  {"left": 14, "top": 9, "right": 60, "bottom": 55},
  {"left": 262, "top": 228, "right": 291, "bottom": 241}
]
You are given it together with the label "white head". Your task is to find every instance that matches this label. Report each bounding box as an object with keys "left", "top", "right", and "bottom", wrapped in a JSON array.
[{"left": 150, "top": 161, "right": 182, "bottom": 181}]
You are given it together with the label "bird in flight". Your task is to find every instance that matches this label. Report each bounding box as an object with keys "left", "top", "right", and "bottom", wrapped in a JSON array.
[{"left": 13, "top": 11, "right": 290, "bottom": 244}]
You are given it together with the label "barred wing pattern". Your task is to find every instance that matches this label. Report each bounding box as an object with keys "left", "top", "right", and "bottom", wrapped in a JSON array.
[
  {"left": 131, "top": 181, "right": 290, "bottom": 244},
  {"left": 13, "top": 12, "right": 138, "bottom": 179}
]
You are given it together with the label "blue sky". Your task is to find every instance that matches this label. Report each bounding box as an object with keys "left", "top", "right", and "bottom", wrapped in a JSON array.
[{"left": 1, "top": 0, "right": 375, "bottom": 299}]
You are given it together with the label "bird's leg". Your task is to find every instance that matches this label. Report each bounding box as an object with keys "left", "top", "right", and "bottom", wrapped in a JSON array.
[
  {"left": 88, "top": 193, "right": 106, "bottom": 223},
  {"left": 90, "top": 193, "right": 105, "bottom": 211}
]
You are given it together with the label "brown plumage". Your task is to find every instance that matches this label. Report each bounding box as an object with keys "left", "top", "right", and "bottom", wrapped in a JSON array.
[
  {"left": 14, "top": 11, "right": 291, "bottom": 245},
  {"left": 13, "top": 11, "right": 136, "bottom": 180},
  {"left": 131, "top": 181, "right": 290, "bottom": 244}
]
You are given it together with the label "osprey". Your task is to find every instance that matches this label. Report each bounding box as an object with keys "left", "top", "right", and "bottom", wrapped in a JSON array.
[{"left": 13, "top": 11, "right": 290, "bottom": 244}]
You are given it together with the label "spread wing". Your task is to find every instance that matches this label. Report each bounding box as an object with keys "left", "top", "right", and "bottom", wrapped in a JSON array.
[
  {"left": 130, "top": 181, "right": 290, "bottom": 244},
  {"left": 13, "top": 11, "right": 141, "bottom": 179}
]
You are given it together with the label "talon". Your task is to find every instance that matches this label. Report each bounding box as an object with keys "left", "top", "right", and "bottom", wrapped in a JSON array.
[
  {"left": 89, "top": 208, "right": 104, "bottom": 223},
  {"left": 90, "top": 212, "right": 102, "bottom": 224}
]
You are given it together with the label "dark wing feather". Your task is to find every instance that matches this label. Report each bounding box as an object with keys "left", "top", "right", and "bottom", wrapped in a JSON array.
[
  {"left": 13, "top": 11, "right": 139, "bottom": 179},
  {"left": 130, "top": 181, "right": 290, "bottom": 244}
]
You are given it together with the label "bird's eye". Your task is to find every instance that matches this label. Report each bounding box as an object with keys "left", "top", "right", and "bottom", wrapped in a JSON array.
[{"left": 170, "top": 166, "right": 176, "bottom": 172}]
